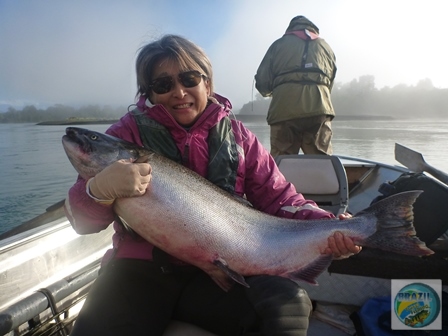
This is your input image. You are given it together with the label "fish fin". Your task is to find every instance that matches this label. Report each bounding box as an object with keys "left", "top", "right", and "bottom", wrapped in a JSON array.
[
  {"left": 358, "top": 191, "right": 434, "bottom": 256},
  {"left": 286, "top": 254, "right": 334, "bottom": 285},
  {"left": 134, "top": 154, "right": 151, "bottom": 163},
  {"left": 231, "top": 194, "right": 253, "bottom": 208},
  {"left": 208, "top": 272, "right": 235, "bottom": 292},
  {"left": 116, "top": 215, "right": 138, "bottom": 239},
  {"left": 213, "top": 258, "right": 250, "bottom": 288}
]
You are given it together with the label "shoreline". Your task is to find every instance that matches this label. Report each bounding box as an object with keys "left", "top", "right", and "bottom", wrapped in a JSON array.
[
  {"left": 36, "top": 114, "right": 394, "bottom": 125},
  {"left": 36, "top": 119, "right": 120, "bottom": 125}
]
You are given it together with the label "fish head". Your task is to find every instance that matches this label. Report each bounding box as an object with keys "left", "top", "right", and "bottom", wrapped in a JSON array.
[{"left": 62, "top": 127, "right": 151, "bottom": 179}]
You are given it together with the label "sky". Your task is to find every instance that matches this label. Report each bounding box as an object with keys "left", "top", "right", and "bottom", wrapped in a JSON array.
[{"left": 1, "top": 0, "right": 447, "bottom": 112}]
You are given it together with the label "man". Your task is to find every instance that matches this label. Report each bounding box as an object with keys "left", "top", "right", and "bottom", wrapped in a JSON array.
[{"left": 255, "top": 15, "right": 337, "bottom": 156}]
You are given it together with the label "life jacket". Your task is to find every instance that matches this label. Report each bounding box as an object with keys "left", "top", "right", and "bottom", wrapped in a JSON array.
[
  {"left": 277, "top": 30, "right": 334, "bottom": 88},
  {"left": 131, "top": 108, "right": 239, "bottom": 194}
]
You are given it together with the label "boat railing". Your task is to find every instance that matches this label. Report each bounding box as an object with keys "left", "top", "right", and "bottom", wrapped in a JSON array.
[
  {"left": 0, "top": 215, "right": 114, "bottom": 335},
  {"left": 0, "top": 259, "right": 101, "bottom": 335}
]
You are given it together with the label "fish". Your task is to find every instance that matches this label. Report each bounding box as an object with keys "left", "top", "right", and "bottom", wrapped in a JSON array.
[
  {"left": 405, "top": 309, "right": 430, "bottom": 327},
  {"left": 62, "top": 127, "right": 434, "bottom": 291}
]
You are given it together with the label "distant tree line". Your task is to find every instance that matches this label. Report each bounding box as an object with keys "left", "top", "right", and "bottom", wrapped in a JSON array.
[
  {"left": 239, "top": 76, "right": 448, "bottom": 119},
  {"left": 0, "top": 104, "right": 127, "bottom": 123},
  {"left": 1, "top": 76, "right": 448, "bottom": 123}
]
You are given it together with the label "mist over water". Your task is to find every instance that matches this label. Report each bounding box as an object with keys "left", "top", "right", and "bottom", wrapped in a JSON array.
[{"left": 1, "top": 119, "right": 448, "bottom": 235}]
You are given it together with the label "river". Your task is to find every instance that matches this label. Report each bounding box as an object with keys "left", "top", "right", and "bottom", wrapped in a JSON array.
[{"left": 1, "top": 119, "right": 448, "bottom": 234}]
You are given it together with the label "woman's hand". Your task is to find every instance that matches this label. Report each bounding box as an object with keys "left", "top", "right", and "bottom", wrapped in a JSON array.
[
  {"left": 324, "top": 213, "right": 362, "bottom": 259},
  {"left": 88, "top": 160, "right": 152, "bottom": 202},
  {"left": 338, "top": 212, "right": 352, "bottom": 220}
]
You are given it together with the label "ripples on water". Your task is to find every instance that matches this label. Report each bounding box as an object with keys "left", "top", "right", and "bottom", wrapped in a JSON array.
[
  {"left": 0, "top": 124, "right": 109, "bottom": 234},
  {"left": 1, "top": 119, "right": 448, "bottom": 234}
]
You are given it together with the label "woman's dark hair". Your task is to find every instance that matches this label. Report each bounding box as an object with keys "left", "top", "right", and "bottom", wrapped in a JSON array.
[{"left": 135, "top": 34, "right": 214, "bottom": 99}]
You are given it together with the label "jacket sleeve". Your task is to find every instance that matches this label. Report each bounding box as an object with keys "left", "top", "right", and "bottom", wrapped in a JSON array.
[
  {"left": 64, "top": 113, "right": 143, "bottom": 234},
  {"left": 64, "top": 177, "right": 116, "bottom": 234},
  {"left": 240, "top": 124, "right": 334, "bottom": 220},
  {"left": 255, "top": 43, "right": 276, "bottom": 97}
]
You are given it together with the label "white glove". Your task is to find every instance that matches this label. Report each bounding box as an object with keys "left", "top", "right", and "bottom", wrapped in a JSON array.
[{"left": 87, "top": 159, "right": 152, "bottom": 203}]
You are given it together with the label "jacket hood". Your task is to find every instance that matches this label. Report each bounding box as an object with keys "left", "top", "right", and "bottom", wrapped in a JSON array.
[
  {"left": 286, "top": 16, "right": 319, "bottom": 34},
  {"left": 212, "top": 92, "right": 232, "bottom": 111}
]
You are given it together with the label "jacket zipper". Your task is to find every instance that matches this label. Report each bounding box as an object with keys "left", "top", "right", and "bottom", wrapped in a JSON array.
[{"left": 182, "top": 132, "right": 191, "bottom": 166}]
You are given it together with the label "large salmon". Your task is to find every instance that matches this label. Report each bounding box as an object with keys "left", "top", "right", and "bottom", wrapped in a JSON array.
[{"left": 62, "top": 127, "right": 434, "bottom": 291}]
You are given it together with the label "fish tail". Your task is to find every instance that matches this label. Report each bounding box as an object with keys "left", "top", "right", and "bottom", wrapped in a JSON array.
[{"left": 358, "top": 190, "right": 434, "bottom": 256}]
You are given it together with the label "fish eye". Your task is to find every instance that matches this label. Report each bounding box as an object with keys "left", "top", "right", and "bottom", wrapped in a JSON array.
[{"left": 90, "top": 134, "right": 98, "bottom": 141}]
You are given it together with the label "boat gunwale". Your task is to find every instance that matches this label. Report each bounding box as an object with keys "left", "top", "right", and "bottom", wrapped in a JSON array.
[{"left": 0, "top": 218, "right": 72, "bottom": 254}]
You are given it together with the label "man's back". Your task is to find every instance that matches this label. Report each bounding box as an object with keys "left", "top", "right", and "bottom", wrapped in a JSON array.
[{"left": 255, "top": 15, "right": 336, "bottom": 155}]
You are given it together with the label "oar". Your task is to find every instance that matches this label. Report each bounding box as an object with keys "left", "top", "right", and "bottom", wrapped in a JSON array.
[{"left": 394, "top": 143, "right": 448, "bottom": 185}]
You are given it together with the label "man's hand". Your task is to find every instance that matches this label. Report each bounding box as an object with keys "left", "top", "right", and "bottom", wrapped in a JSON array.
[{"left": 88, "top": 160, "right": 152, "bottom": 201}]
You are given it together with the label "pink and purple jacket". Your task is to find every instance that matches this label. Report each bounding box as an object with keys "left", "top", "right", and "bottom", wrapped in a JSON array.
[{"left": 64, "top": 94, "right": 334, "bottom": 264}]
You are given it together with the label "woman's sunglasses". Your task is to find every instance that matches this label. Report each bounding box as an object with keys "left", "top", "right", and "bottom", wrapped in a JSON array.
[{"left": 149, "top": 70, "right": 207, "bottom": 94}]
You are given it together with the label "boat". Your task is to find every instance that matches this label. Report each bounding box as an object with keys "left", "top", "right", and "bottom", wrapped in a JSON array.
[{"left": 1, "top": 144, "right": 447, "bottom": 336}]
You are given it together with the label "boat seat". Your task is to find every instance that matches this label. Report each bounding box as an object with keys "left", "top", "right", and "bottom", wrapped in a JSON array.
[{"left": 275, "top": 154, "right": 349, "bottom": 216}]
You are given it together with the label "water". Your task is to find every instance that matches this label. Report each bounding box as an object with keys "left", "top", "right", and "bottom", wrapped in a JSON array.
[
  {"left": 0, "top": 124, "right": 109, "bottom": 234},
  {"left": 1, "top": 119, "right": 448, "bottom": 235}
]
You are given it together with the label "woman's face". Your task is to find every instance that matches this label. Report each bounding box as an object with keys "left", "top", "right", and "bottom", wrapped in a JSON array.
[{"left": 150, "top": 60, "right": 210, "bottom": 127}]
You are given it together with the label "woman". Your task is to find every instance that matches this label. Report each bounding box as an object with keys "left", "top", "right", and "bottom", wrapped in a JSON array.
[{"left": 66, "top": 34, "right": 360, "bottom": 336}]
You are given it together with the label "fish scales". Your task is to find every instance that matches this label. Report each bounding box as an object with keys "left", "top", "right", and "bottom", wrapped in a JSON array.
[{"left": 62, "top": 127, "right": 434, "bottom": 291}]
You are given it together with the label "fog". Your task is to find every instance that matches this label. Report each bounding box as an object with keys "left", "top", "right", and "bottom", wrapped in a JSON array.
[{"left": 1, "top": 0, "right": 447, "bottom": 111}]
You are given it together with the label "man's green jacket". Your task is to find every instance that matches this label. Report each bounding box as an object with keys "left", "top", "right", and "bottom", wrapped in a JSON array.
[{"left": 255, "top": 16, "right": 337, "bottom": 125}]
